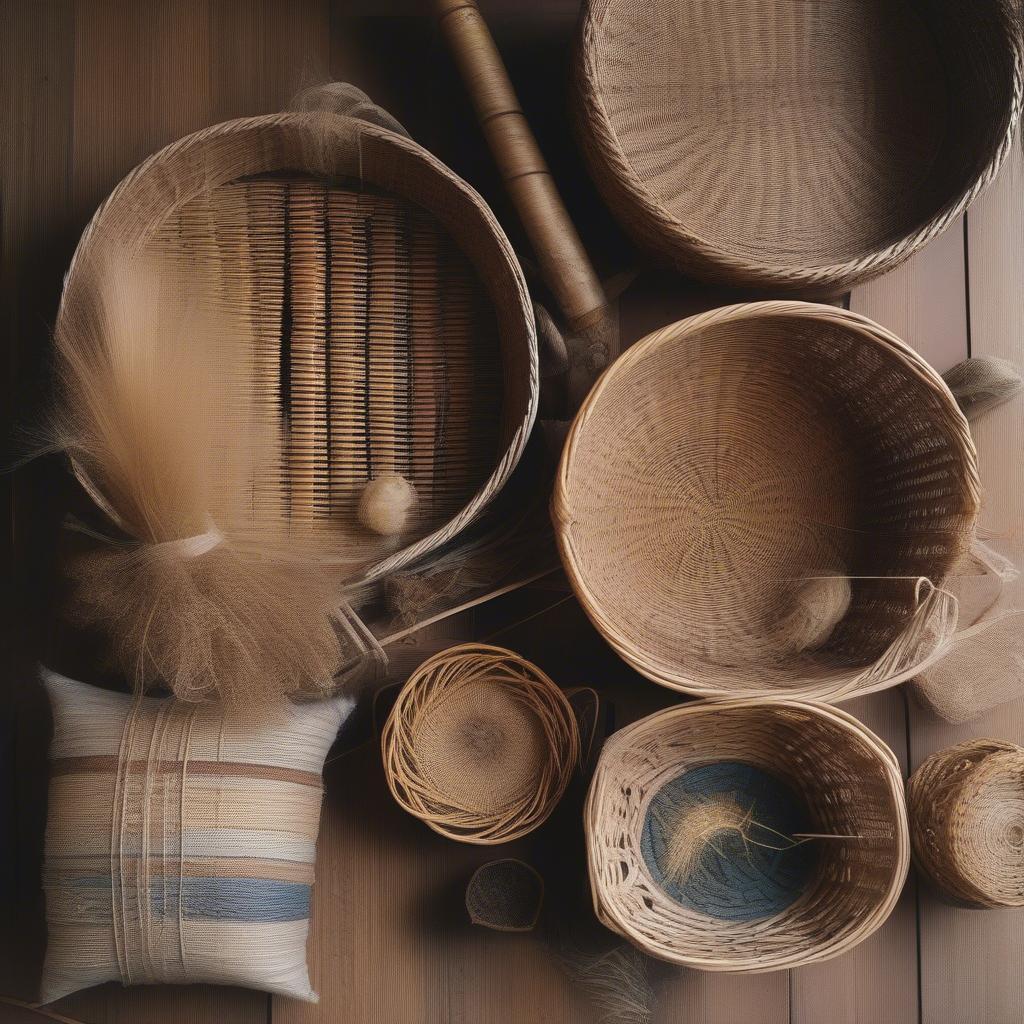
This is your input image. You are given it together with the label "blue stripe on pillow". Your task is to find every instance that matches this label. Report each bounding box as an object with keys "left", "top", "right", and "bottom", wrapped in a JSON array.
[{"left": 71, "top": 875, "right": 311, "bottom": 922}]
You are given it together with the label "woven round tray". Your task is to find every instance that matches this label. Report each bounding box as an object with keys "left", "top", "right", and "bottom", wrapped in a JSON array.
[
  {"left": 381, "top": 644, "right": 579, "bottom": 844},
  {"left": 59, "top": 111, "right": 538, "bottom": 583},
  {"left": 575, "top": 0, "right": 1023, "bottom": 293},
  {"left": 907, "top": 738, "right": 1024, "bottom": 908},
  {"left": 554, "top": 301, "right": 979, "bottom": 703},
  {"left": 585, "top": 699, "right": 909, "bottom": 972}
]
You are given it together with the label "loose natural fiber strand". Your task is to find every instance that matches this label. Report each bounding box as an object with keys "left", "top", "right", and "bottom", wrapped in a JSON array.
[
  {"left": 557, "top": 944, "right": 654, "bottom": 1024},
  {"left": 907, "top": 738, "right": 1024, "bottom": 907},
  {"left": 944, "top": 356, "right": 1024, "bottom": 421},
  {"left": 912, "top": 357, "right": 1024, "bottom": 722}
]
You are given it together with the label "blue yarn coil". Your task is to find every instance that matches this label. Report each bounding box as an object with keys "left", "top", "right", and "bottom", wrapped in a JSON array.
[{"left": 640, "top": 761, "right": 818, "bottom": 922}]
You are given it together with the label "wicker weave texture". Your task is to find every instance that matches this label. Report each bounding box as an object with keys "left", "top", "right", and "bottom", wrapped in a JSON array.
[
  {"left": 553, "top": 302, "right": 980, "bottom": 703},
  {"left": 575, "top": 0, "right": 1023, "bottom": 293},
  {"left": 381, "top": 644, "right": 579, "bottom": 844},
  {"left": 907, "top": 738, "right": 1024, "bottom": 908},
  {"left": 61, "top": 113, "right": 538, "bottom": 582},
  {"left": 585, "top": 699, "right": 909, "bottom": 972}
]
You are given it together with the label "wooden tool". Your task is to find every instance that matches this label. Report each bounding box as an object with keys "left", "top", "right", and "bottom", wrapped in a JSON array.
[{"left": 435, "top": 0, "right": 618, "bottom": 411}]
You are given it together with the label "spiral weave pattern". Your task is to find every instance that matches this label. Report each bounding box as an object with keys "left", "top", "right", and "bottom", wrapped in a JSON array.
[
  {"left": 907, "top": 738, "right": 1024, "bottom": 908},
  {"left": 382, "top": 644, "right": 579, "bottom": 844},
  {"left": 554, "top": 302, "right": 979, "bottom": 703}
]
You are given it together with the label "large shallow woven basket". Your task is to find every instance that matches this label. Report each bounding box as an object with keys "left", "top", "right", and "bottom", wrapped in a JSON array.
[
  {"left": 554, "top": 302, "right": 980, "bottom": 703},
  {"left": 381, "top": 644, "right": 579, "bottom": 844},
  {"left": 575, "top": 0, "right": 1023, "bottom": 293},
  {"left": 907, "top": 738, "right": 1024, "bottom": 908},
  {"left": 59, "top": 112, "right": 538, "bottom": 582},
  {"left": 585, "top": 700, "right": 909, "bottom": 972}
]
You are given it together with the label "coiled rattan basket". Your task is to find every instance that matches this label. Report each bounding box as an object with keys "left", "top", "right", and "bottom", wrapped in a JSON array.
[
  {"left": 585, "top": 699, "right": 909, "bottom": 972},
  {"left": 381, "top": 644, "right": 579, "bottom": 844},
  {"left": 575, "top": 0, "right": 1023, "bottom": 293},
  {"left": 553, "top": 302, "right": 980, "bottom": 703},
  {"left": 60, "top": 111, "right": 538, "bottom": 583},
  {"left": 907, "top": 738, "right": 1024, "bottom": 908}
]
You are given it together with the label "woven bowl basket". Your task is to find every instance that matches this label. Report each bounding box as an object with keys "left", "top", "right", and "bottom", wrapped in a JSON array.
[
  {"left": 59, "top": 112, "right": 538, "bottom": 582},
  {"left": 575, "top": 0, "right": 1023, "bottom": 293},
  {"left": 907, "top": 738, "right": 1024, "bottom": 908},
  {"left": 553, "top": 301, "right": 980, "bottom": 703},
  {"left": 381, "top": 644, "right": 579, "bottom": 844},
  {"left": 585, "top": 699, "right": 909, "bottom": 972}
]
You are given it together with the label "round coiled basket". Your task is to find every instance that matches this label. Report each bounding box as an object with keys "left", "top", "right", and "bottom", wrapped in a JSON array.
[
  {"left": 907, "top": 738, "right": 1024, "bottom": 908},
  {"left": 553, "top": 301, "right": 979, "bottom": 703},
  {"left": 574, "top": 0, "right": 1023, "bottom": 293},
  {"left": 585, "top": 699, "right": 910, "bottom": 972},
  {"left": 381, "top": 644, "right": 579, "bottom": 844},
  {"left": 60, "top": 111, "right": 538, "bottom": 583}
]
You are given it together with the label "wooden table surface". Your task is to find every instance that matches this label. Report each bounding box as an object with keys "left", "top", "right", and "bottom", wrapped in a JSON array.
[{"left": 2, "top": 2, "right": 1023, "bottom": 1023}]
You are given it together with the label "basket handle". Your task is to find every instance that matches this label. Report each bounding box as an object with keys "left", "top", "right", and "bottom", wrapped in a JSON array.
[{"left": 434, "top": 0, "right": 613, "bottom": 400}]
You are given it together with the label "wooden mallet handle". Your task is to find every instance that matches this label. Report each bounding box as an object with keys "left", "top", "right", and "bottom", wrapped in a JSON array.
[{"left": 435, "top": 0, "right": 611, "bottom": 347}]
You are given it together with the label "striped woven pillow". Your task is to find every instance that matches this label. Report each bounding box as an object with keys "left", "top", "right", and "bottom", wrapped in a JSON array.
[{"left": 40, "top": 670, "right": 351, "bottom": 1003}]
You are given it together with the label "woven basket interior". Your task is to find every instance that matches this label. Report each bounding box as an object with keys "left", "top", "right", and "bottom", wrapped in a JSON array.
[
  {"left": 581, "top": 0, "right": 1019, "bottom": 280},
  {"left": 559, "top": 310, "right": 977, "bottom": 694},
  {"left": 589, "top": 704, "right": 905, "bottom": 968},
  {"left": 139, "top": 174, "right": 505, "bottom": 554}
]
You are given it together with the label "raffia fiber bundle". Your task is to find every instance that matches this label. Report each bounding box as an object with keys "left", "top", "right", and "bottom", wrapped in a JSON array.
[
  {"left": 381, "top": 644, "right": 579, "bottom": 844},
  {"left": 907, "top": 738, "right": 1024, "bottom": 907},
  {"left": 54, "top": 105, "right": 537, "bottom": 710},
  {"left": 574, "top": 0, "right": 1022, "bottom": 293},
  {"left": 554, "top": 302, "right": 979, "bottom": 703},
  {"left": 911, "top": 356, "right": 1024, "bottom": 723},
  {"left": 585, "top": 700, "right": 909, "bottom": 972}
]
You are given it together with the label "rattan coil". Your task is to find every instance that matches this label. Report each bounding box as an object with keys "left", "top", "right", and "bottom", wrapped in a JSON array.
[
  {"left": 60, "top": 111, "right": 538, "bottom": 583},
  {"left": 907, "top": 738, "right": 1024, "bottom": 908},
  {"left": 381, "top": 644, "right": 579, "bottom": 844},
  {"left": 575, "top": 0, "right": 1023, "bottom": 293},
  {"left": 585, "top": 699, "right": 910, "bottom": 972},
  {"left": 554, "top": 301, "right": 979, "bottom": 703}
]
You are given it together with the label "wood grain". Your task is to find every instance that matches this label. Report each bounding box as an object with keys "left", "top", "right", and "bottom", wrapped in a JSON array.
[{"left": 911, "top": 134, "right": 1024, "bottom": 1024}]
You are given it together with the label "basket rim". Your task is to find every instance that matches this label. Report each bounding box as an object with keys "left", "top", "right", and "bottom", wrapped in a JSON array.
[
  {"left": 584, "top": 697, "right": 910, "bottom": 972},
  {"left": 576, "top": 0, "right": 1024, "bottom": 292},
  {"left": 59, "top": 111, "right": 539, "bottom": 585},
  {"left": 552, "top": 300, "right": 980, "bottom": 703}
]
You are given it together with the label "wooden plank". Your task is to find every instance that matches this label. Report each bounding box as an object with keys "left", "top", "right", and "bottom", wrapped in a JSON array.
[{"left": 906, "top": 135, "right": 1024, "bottom": 1024}]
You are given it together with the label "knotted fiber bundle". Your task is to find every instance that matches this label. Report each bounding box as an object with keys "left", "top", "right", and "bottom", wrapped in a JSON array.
[
  {"left": 554, "top": 302, "right": 979, "bottom": 703},
  {"left": 574, "top": 0, "right": 1022, "bottom": 293},
  {"left": 381, "top": 644, "right": 579, "bottom": 844},
  {"left": 907, "top": 738, "right": 1024, "bottom": 907},
  {"left": 585, "top": 700, "right": 909, "bottom": 972},
  {"left": 54, "top": 104, "right": 537, "bottom": 710}
]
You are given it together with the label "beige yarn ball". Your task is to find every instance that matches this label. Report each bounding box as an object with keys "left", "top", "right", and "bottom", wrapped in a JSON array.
[
  {"left": 780, "top": 575, "right": 852, "bottom": 653},
  {"left": 358, "top": 474, "right": 417, "bottom": 535}
]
